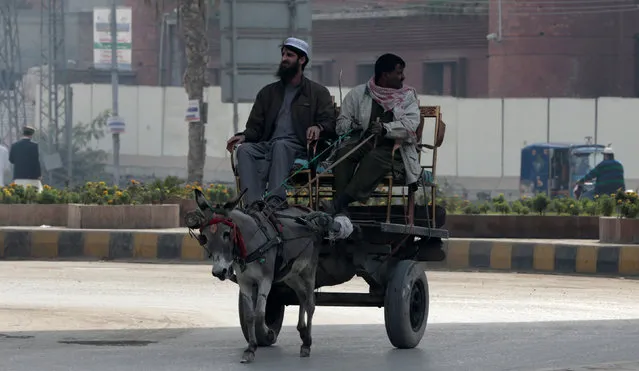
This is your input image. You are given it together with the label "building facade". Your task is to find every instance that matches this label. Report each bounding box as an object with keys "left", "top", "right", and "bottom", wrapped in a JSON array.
[
  {"left": 17, "top": 0, "right": 638, "bottom": 98},
  {"left": 486, "top": 0, "right": 639, "bottom": 98}
]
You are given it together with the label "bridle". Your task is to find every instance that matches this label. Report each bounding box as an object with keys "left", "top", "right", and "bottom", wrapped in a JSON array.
[
  {"left": 201, "top": 216, "right": 247, "bottom": 259},
  {"left": 190, "top": 211, "right": 282, "bottom": 270}
]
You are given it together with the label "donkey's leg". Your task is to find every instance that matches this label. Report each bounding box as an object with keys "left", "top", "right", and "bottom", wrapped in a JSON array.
[
  {"left": 255, "top": 279, "right": 276, "bottom": 343},
  {"left": 286, "top": 241, "right": 320, "bottom": 357},
  {"left": 299, "top": 262, "right": 318, "bottom": 358},
  {"left": 288, "top": 278, "right": 313, "bottom": 357},
  {"left": 291, "top": 283, "right": 309, "bottom": 356},
  {"left": 238, "top": 283, "right": 257, "bottom": 363}
]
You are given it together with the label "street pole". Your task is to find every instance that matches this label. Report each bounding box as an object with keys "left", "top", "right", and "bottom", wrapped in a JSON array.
[
  {"left": 65, "top": 86, "right": 73, "bottom": 186},
  {"left": 497, "top": 0, "right": 502, "bottom": 41},
  {"left": 231, "top": 0, "right": 238, "bottom": 134},
  {"left": 110, "top": 0, "right": 120, "bottom": 185}
]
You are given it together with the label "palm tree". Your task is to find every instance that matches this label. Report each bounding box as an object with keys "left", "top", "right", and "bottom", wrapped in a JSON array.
[{"left": 144, "top": 0, "right": 209, "bottom": 184}]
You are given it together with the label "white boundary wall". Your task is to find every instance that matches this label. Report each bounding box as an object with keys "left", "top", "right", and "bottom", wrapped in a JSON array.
[{"left": 59, "top": 83, "right": 639, "bottom": 181}]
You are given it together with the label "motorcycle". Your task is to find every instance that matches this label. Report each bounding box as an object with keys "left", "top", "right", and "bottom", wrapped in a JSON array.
[{"left": 573, "top": 181, "right": 595, "bottom": 200}]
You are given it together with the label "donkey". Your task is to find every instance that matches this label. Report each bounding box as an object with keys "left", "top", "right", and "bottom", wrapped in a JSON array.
[{"left": 186, "top": 189, "right": 335, "bottom": 363}]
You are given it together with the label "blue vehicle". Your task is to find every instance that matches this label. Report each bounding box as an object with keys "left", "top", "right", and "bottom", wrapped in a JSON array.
[{"left": 520, "top": 141, "right": 606, "bottom": 199}]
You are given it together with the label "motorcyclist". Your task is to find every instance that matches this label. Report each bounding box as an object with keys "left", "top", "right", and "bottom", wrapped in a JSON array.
[{"left": 576, "top": 147, "right": 625, "bottom": 197}]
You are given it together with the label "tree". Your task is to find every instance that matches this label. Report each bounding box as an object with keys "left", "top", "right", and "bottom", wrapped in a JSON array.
[
  {"left": 35, "top": 110, "right": 112, "bottom": 187},
  {"left": 145, "top": 0, "right": 209, "bottom": 184}
]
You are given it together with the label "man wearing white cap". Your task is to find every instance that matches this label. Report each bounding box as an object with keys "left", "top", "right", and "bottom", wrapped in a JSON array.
[{"left": 226, "top": 37, "right": 335, "bottom": 204}]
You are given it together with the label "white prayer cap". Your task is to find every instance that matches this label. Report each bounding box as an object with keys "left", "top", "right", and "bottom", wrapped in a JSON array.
[
  {"left": 603, "top": 147, "right": 614, "bottom": 154},
  {"left": 282, "top": 37, "right": 309, "bottom": 57}
]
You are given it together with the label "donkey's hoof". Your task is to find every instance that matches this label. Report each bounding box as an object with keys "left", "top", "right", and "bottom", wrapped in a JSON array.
[
  {"left": 267, "top": 329, "right": 277, "bottom": 344},
  {"left": 300, "top": 345, "right": 311, "bottom": 358},
  {"left": 240, "top": 350, "right": 255, "bottom": 363}
]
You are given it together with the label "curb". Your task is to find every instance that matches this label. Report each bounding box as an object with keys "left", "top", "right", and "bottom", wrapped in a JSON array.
[
  {"left": 0, "top": 228, "right": 205, "bottom": 261},
  {"left": 1, "top": 228, "right": 638, "bottom": 276},
  {"left": 439, "top": 238, "right": 639, "bottom": 277}
]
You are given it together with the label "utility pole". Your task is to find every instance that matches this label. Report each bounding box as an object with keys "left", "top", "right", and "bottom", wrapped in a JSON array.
[
  {"left": 39, "top": 0, "right": 70, "bottom": 185},
  {"left": 231, "top": 0, "right": 238, "bottom": 134},
  {"left": 108, "top": 0, "right": 121, "bottom": 186},
  {"left": 0, "top": 0, "right": 27, "bottom": 145}
]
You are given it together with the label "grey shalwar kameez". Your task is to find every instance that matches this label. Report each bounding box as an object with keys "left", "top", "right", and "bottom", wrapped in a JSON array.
[
  {"left": 234, "top": 76, "right": 336, "bottom": 204},
  {"left": 237, "top": 85, "right": 306, "bottom": 203}
]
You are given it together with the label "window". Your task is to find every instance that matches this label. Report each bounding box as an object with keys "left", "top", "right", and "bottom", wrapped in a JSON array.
[
  {"left": 357, "top": 64, "right": 375, "bottom": 85},
  {"left": 635, "top": 34, "right": 639, "bottom": 97},
  {"left": 424, "top": 63, "right": 445, "bottom": 95},
  {"left": 168, "top": 24, "right": 184, "bottom": 86},
  {"left": 207, "top": 68, "right": 221, "bottom": 86},
  {"left": 311, "top": 65, "right": 323, "bottom": 84},
  {"left": 423, "top": 61, "right": 464, "bottom": 97}
]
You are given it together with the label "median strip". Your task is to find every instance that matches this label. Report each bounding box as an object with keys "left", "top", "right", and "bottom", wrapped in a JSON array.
[{"left": 1, "top": 227, "right": 637, "bottom": 277}]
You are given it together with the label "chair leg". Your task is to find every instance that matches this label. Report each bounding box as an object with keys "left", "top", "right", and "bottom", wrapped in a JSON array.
[
  {"left": 234, "top": 176, "right": 243, "bottom": 208},
  {"left": 401, "top": 186, "right": 406, "bottom": 205},
  {"left": 430, "top": 186, "right": 436, "bottom": 228},
  {"left": 407, "top": 191, "right": 415, "bottom": 226},
  {"left": 386, "top": 178, "right": 393, "bottom": 224},
  {"left": 314, "top": 177, "right": 320, "bottom": 211},
  {"left": 308, "top": 179, "right": 313, "bottom": 209}
]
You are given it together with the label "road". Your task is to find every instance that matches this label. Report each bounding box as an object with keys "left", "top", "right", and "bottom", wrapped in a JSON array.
[{"left": 1, "top": 261, "right": 639, "bottom": 371}]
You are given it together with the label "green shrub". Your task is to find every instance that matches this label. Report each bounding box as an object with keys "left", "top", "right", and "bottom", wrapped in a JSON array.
[
  {"left": 532, "top": 193, "right": 550, "bottom": 215},
  {"left": 463, "top": 203, "right": 481, "bottom": 215},
  {"left": 0, "top": 179, "right": 235, "bottom": 206},
  {"left": 597, "top": 195, "right": 615, "bottom": 216}
]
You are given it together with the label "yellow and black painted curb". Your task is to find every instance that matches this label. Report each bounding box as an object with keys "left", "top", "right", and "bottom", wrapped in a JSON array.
[
  {"left": 440, "top": 238, "right": 639, "bottom": 276},
  {"left": 0, "top": 228, "right": 206, "bottom": 261},
  {"left": 1, "top": 228, "right": 638, "bottom": 276}
]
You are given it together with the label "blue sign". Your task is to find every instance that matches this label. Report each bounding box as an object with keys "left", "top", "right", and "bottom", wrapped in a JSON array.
[{"left": 107, "top": 115, "right": 125, "bottom": 134}]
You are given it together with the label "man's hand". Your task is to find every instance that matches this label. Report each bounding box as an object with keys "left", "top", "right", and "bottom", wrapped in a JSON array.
[
  {"left": 306, "top": 125, "right": 322, "bottom": 142},
  {"left": 370, "top": 120, "right": 386, "bottom": 137},
  {"left": 226, "top": 134, "right": 245, "bottom": 153}
]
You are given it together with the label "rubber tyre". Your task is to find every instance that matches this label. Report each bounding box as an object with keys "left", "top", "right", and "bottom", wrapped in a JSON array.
[
  {"left": 238, "top": 290, "right": 285, "bottom": 346},
  {"left": 383, "top": 260, "right": 429, "bottom": 349}
]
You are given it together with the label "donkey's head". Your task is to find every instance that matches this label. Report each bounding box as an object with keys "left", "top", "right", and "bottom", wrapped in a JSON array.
[{"left": 187, "top": 188, "right": 247, "bottom": 281}]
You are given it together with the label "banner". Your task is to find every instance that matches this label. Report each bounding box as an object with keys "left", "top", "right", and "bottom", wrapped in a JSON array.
[{"left": 93, "top": 7, "right": 132, "bottom": 71}]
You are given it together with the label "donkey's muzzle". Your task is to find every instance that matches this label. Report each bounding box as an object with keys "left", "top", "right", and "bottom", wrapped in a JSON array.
[{"left": 212, "top": 266, "right": 233, "bottom": 281}]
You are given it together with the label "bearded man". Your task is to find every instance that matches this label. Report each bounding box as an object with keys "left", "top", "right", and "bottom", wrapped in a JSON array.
[
  {"left": 226, "top": 37, "right": 336, "bottom": 204},
  {"left": 323, "top": 53, "right": 421, "bottom": 215}
]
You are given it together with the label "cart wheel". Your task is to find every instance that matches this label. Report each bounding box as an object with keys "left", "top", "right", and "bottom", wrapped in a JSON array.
[
  {"left": 383, "top": 260, "right": 429, "bottom": 349},
  {"left": 238, "top": 290, "right": 285, "bottom": 346}
]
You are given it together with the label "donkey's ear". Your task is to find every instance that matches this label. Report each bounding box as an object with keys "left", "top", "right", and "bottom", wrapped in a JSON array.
[
  {"left": 223, "top": 188, "right": 247, "bottom": 210},
  {"left": 194, "top": 189, "right": 211, "bottom": 211}
]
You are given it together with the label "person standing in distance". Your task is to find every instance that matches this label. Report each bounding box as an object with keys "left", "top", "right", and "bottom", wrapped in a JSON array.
[
  {"left": 226, "top": 37, "right": 336, "bottom": 204},
  {"left": 9, "top": 126, "right": 43, "bottom": 192}
]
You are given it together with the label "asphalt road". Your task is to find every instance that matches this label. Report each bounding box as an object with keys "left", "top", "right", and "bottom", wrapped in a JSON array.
[{"left": 1, "top": 261, "right": 639, "bottom": 371}]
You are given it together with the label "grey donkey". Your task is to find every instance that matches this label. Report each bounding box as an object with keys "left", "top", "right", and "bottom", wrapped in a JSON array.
[{"left": 187, "top": 189, "right": 335, "bottom": 363}]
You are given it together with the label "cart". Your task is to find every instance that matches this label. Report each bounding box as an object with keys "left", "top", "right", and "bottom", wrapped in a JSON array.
[{"left": 231, "top": 102, "right": 449, "bottom": 349}]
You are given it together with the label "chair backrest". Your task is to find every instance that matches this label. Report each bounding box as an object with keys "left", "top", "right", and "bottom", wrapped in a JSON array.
[{"left": 419, "top": 105, "right": 446, "bottom": 148}]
